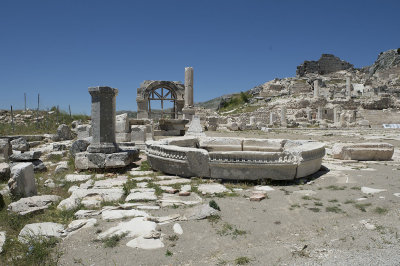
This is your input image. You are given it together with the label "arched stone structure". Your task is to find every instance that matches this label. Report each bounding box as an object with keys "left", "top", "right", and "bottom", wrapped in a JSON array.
[{"left": 136, "top": 80, "right": 185, "bottom": 119}]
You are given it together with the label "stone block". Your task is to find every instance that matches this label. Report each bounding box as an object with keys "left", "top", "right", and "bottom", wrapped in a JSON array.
[
  {"left": 70, "top": 138, "right": 91, "bottom": 157},
  {"left": 10, "top": 138, "right": 29, "bottom": 152},
  {"left": 75, "top": 149, "right": 139, "bottom": 170},
  {"left": 77, "top": 125, "right": 92, "bottom": 139},
  {"left": 116, "top": 133, "right": 131, "bottom": 142},
  {"left": 243, "top": 139, "right": 285, "bottom": 152},
  {"left": 9, "top": 163, "right": 37, "bottom": 198},
  {"left": 0, "top": 163, "right": 10, "bottom": 181},
  {"left": 332, "top": 143, "right": 394, "bottom": 161},
  {"left": 116, "top": 113, "right": 130, "bottom": 133},
  {"left": 131, "top": 126, "right": 147, "bottom": 143},
  {"left": 57, "top": 124, "right": 74, "bottom": 140},
  {"left": 9, "top": 151, "right": 42, "bottom": 162},
  {"left": 0, "top": 139, "right": 12, "bottom": 162}
]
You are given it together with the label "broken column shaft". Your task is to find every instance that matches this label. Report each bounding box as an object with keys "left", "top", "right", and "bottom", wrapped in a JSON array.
[{"left": 184, "top": 67, "right": 194, "bottom": 107}]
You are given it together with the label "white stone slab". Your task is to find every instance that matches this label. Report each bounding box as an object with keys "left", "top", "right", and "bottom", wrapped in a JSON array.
[
  {"left": 65, "top": 174, "right": 92, "bottom": 182},
  {"left": 101, "top": 209, "right": 148, "bottom": 220},
  {"left": 361, "top": 187, "right": 387, "bottom": 194},
  {"left": 126, "top": 237, "right": 164, "bottom": 250}
]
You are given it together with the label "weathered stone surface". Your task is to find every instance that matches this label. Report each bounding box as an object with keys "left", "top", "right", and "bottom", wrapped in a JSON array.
[
  {"left": 361, "top": 187, "right": 387, "bottom": 194},
  {"left": 18, "top": 222, "right": 64, "bottom": 243},
  {"left": 116, "top": 133, "right": 131, "bottom": 142},
  {"left": 332, "top": 143, "right": 394, "bottom": 161},
  {"left": 129, "top": 170, "right": 154, "bottom": 176},
  {"left": 32, "top": 160, "right": 47, "bottom": 172},
  {"left": 61, "top": 218, "right": 97, "bottom": 237},
  {"left": 126, "top": 237, "right": 164, "bottom": 250},
  {"left": 53, "top": 143, "right": 67, "bottom": 151},
  {"left": 186, "top": 116, "right": 205, "bottom": 136},
  {"left": 173, "top": 223, "right": 183, "bottom": 235},
  {"left": 98, "top": 217, "right": 158, "bottom": 240},
  {"left": 74, "top": 149, "right": 139, "bottom": 170},
  {"left": 131, "top": 125, "right": 146, "bottom": 144},
  {"left": 70, "top": 138, "right": 91, "bottom": 157},
  {"left": 76, "top": 125, "right": 92, "bottom": 139},
  {"left": 250, "top": 193, "right": 266, "bottom": 201},
  {"left": 101, "top": 209, "right": 148, "bottom": 220},
  {"left": 65, "top": 174, "right": 92, "bottom": 182},
  {"left": 9, "top": 151, "right": 41, "bottom": 162},
  {"left": 116, "top": 113, "right": 130, "bottom": 133},
  {"left": 198, "top": 184, "right": 229, "bottom": 195},
  {"left": 87, "top": 86, "right": 119, "bottom": 154},
  {"left": 0, "top": 163, "right": 10, "bottom": 181},
  {"left": 57, "top": 197, "right": 80, "bottom": 211},
  {"left": 184, "top": 204, "right": 219, "bottom": 220},
  {"left": 9, "top": 163, "right": 37, "bottom": 198},
  {"left": 57, "top": 124, "right": 74, "bottom": 141},
  {"left": 126, "top": 188, "right": 157, "bottom": 202},
  {"left": 93, "top": 176, "right": 127, "bottom": 188},
  {"left": 0, "top": 231, "right": 5, "bottom": 253},
  {"left": 8, "top": 195, "right": 61, "bottom": 215},
  {"left": 159, "top": 193, "right": 202, "bottom": 207},
  {"left": 55, "top": 161, "right": 69, "bottom": 174},
  {"left": 10, "top": 137, "right": 29, "bottom": 152},
  {"left": 0, "top": 139, "right": 12, "bottom": 162}
]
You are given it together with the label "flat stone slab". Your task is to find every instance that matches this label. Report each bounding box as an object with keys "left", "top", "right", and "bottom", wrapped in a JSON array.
[
  {"left": 155, "top": 179, "right": 191, "bottom": 186},
  {"left": 101, "top": 209, "right": 149, "bottom": 220},
  {"left": 198, "top": 183, "right": 229, "bottom": 194},
  {"left": 361, "top": 187, "right": 387, "bottom": 194},
  {"left": 93, "top": 176, "right": 128, "bottom": 188},
  {"left": 18, "top": 222, "right": 65, "bottom": 243},
  {"left": 126, "top": 237, "right": 164, "bottom": 250},
  {"left": 159, "top": 193, "right": 202, "bottom": 207},
  {"left": 126, "top": 188, "right": 157, "bottom": 202},
  {"left": 250, "top": 193, "right": 266, "bottom": 201},
  {"left": 292, "top": 190, "right": 316, "bottom": 196},
  {"left": 183, "top": 204, "right": 219, "bottom": 220},
  {"left": 98, "top": 217, "right": 158, "bottom": 240},
  {"left": 8, "top": 195, "right": 61, "bottom": 215},
  {"left": 254, "top": 186, "right": 275, "bottom": 192},
  {"left": 65, "top": 174, "right": 92, "bottom": 182},
  {"left": 173, "top": 223, "right": 183, "bottom": 235},
  {"left": 61, "top": 218, "right": 97, "bottom": 237},
  {"left": 129, "top": 170, "right": 154, "bottom": 176},
  {"left": 332, "top": 143, "right": 394, "bottom": 161}
]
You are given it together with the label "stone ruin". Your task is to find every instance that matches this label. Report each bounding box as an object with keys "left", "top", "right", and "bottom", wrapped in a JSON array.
[
  {"left": 296, "top": 54, "right": 354, "bottom": 77},
  {"left": 146, "top": 136, "right": 325, "bottom": 180},
  {"left": 74, "top": 86, "right": 139, "bottom": 170}
]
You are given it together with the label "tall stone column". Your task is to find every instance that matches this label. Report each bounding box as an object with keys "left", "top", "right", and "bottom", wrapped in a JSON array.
[
  {"left": 269, "top": 112, "right": 275, "bottom": 125},
  {"left": 317, "top": 106, "right": 323, "bottom": 121},
  {"left": 346, "top": 76, "right": 351, "bottom": 100},
  {"left": 87, "top": 86, "right": 119, "bottom": 154},
  {"left": 184, "top": 67, "right": 194, "bottom": 107},
  {"left": 333, "top": 106, "right": 340, "bottom": 124},
  {"left": 314, "top": 80, "right": 319, "bottom": 99},
  {"left": 281, "top": 107, "right": 287, "bottom": 127},
  {"left": 306, "top": 108, "right": 312, "bottom": 121}
]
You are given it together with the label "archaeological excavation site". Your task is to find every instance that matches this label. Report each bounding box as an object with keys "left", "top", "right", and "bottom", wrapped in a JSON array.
[{"left": 1, "top": 47, "right": 400, "bottom": 265}]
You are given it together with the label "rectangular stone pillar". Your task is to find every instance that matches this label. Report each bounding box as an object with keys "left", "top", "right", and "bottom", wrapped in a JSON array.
[
  {"left": 317, "top": 106, "right": 323, "bottom": 121},
  {"left": 306, "top": 109, "right": 312, "bottom": 121},
  {"left": 313, "top": 80, "right": 319, "bottom": 99},
  {"left": 334, "top": 107, "right": 340, "bottom": 124},
  {"left": 184, "top": 67, "right": 194, "bottom": 107},
  {"left": 87, "top": 86, "right": 119, "bottom": 154},
  {"left": 346, "top": 76, "right": 351, "bottom": 100}
]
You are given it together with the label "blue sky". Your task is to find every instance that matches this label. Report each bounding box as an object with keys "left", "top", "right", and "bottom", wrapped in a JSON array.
[{"left": 1, "top": 0, "right": 399, "bottom": 114}]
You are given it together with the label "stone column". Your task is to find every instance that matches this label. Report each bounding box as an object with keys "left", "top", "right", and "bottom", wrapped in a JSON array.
[
  {"left": 340, "top": 112, "right": 346, "bottom": 127},
  {"left": 334, "top": 106, "right": 340, "bottom": 124},
  {"left": 346, "top": 76, "right": 351, "bottom": 100},
  {"left": 281, "top": 107, "right": 287, "bottom": 127},
  {"left": 306, "top": 109, "right": 312, "bottom": 121},
  {"left": 317, "top": 106, "right": 323, "bottom": 121},
  {"left": 269, "top": 112, "right": 275, "bottom": 125},
  {"left": 313, "top": 80, "right": 319, "bottom": 99},
  {"left": 184, "top": 67, "right": 194, "bottom": 107},
  {"left": 250, "top": 116, "right": 256, "bottom": 125},
  {"left": 87, "top": 86, "right": 119, "bottom": 154}
]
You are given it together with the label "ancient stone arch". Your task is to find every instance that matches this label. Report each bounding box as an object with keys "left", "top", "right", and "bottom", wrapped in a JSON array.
[{"left": 136, "top": 80, "right": 185, "bottom": 119}]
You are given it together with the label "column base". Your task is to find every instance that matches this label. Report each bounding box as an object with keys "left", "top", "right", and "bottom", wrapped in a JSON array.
[{"left": 87, "top": 142, "right": 119, "bottom": 154}]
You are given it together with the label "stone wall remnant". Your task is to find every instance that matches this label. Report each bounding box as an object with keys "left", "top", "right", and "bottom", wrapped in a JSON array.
[{"left": 296, "top": 54, "right": 354, "bottom": 77}]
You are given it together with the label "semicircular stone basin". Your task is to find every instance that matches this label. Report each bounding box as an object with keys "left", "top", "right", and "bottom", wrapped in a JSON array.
[{"left": 146, "top": 137, "right": 325, "bottom": 181}]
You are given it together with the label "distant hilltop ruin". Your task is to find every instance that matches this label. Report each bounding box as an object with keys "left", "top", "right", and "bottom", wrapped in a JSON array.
[{"left": 296, "top": 54, "right": 354, "bottom": 77}]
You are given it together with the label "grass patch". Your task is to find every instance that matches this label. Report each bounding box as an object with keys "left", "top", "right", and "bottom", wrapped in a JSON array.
[
  {"left": 123, "top": 179, "right": 137, "bottom": 196},
  {"left": 207, "top": 214, "right": 221, "bottom": 224},
  {"left": 167, "top": 234, "right": 179, "bottom": 242},
  {"left": 146, "top": 182, "right": 163, "bottom": 196},
  {"left": 139, "top": 161, "right": 151, "bottom": 171},
  {"left": 344, "top": 200, "right": 355, "bottom": 204},
  {"left": 326, "top": 206, "right": 344, "bottom": 213},
  {"left": 314, "top": 201, "right": 323, "bottom": 206},
  {"left": 328, "top": 199, "right": 338, "bottom": 203},
  {"left": 102, "top": 233, "right": 127, "bottom": 248},
  {"left": 374, "top": 207, "right": 388, "bottom": 215},
  {"left": 326, "top": 185, "right": 346, "bottom": 190},
  {"left": 234, "top": 256, "right": 251, "bottom": 265},
  {"left": 289, "top": 204, "right": 300, "bottom": 210},
  {"left": 354, "top": 203, "right": 371, "bottom": 212},
  {"left": 165, "top": 249, "right": 173, "bottom": 256},
  {"left": 217, "top": 223, "right": 247, "bottom": 238},
  {"left": 308, "top": 207, "right": 320, "bottom": 212}
]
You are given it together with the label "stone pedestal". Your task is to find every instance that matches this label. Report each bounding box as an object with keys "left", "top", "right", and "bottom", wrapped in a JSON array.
[
  {"left": 182, "top": 107, "right": 195, "bottom": 121},
  {"left": 87, "top": 87, "right": 119, "bottom": 154}
]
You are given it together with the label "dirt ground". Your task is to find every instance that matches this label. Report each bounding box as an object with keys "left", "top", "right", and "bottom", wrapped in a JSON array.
[{"left": 58, "top": 129, "right": 400, "bottom": 265}]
